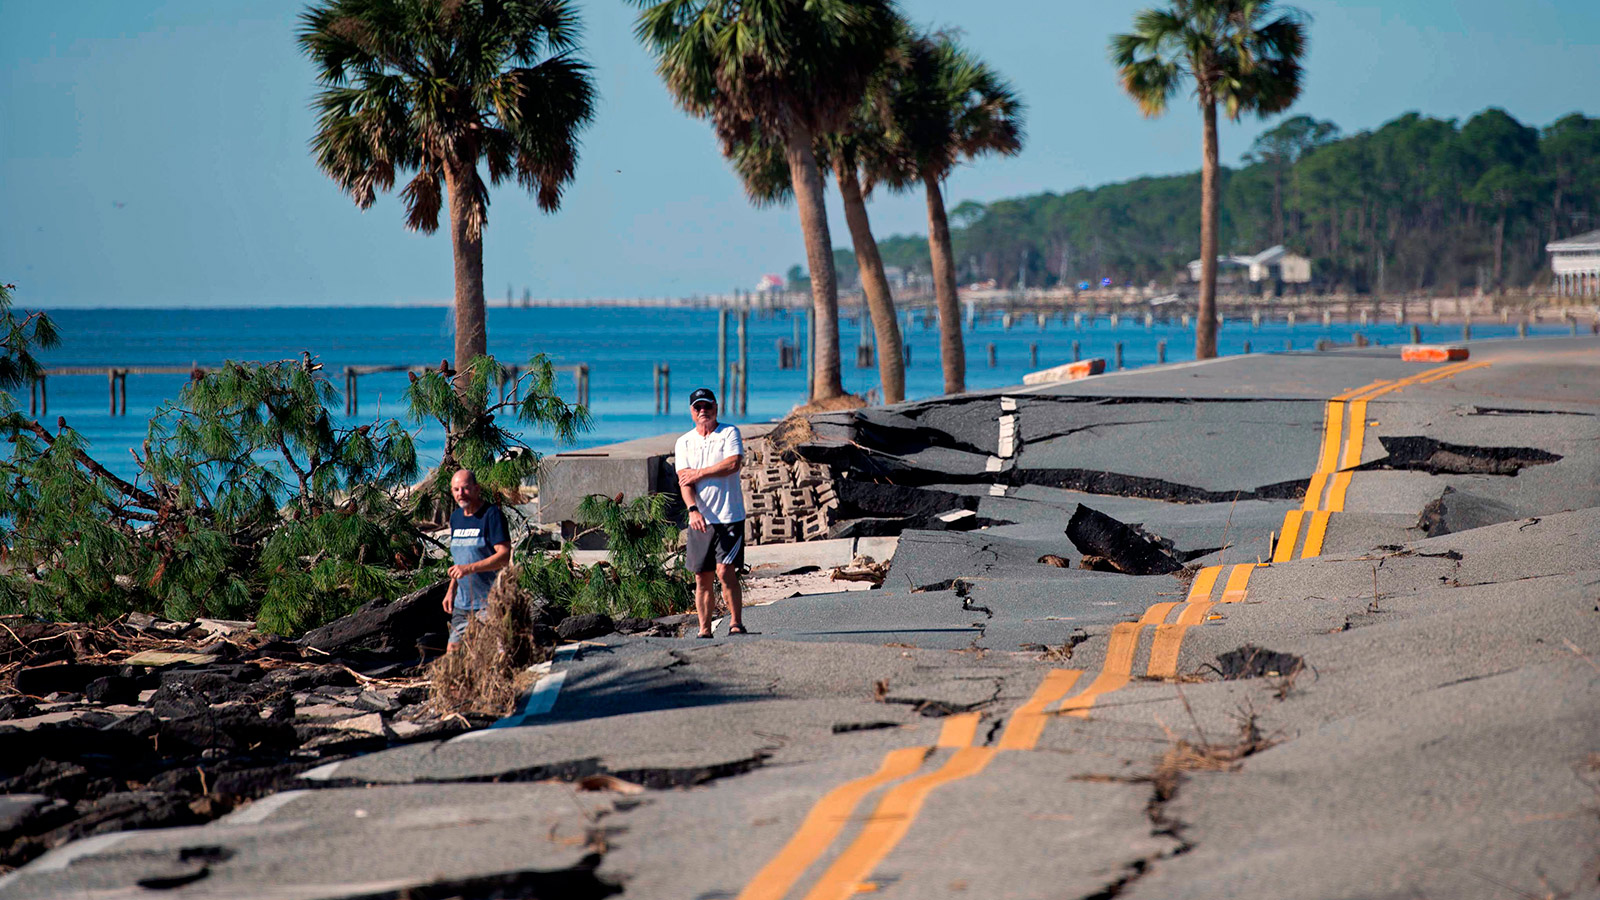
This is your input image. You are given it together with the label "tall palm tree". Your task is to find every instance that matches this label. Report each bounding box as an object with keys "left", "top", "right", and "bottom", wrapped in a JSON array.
[
  {"left": 730, "top": 123, "right": 907, "bottom": 404},
  {"left": 632, "top": 0, "right": 899, "bottom": 403},
  {"left": 877, "top": 32, "right": 1024, "bottom": 395},
  {"left": 300, "top": 0, "right": 596, "bottom": 391},
  {"left": 832, "top": 135, "right": 906, "bottom": 404},
  {"left": 1111, "top": 0, "right": 1307, "bottom": 359}
]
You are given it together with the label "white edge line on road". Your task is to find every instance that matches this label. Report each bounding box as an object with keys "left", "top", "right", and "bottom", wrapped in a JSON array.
[
  {"left": 477, "top": 643, "right": 582, "bottom": 731},
  {"left": 218, "top": 790, "right": 311, "bottom": 824},
  {"left": 300, "top": 760, "right": 346, "bottom": 781}
]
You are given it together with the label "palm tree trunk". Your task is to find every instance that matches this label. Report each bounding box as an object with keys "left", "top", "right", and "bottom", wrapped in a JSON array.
[
  {"left": 782, "top": 131, "right": 844, "bottom": 402},
  {"left": 834, "top": 160, "right": 905, "bottom": 404},
  {"left": 924, "top": 172, "right": 965, "bottom": 394},
  {"left": 445, "top": 167, "right": 487, "bottom": 395},
  {"left": 1197, "top": 99, "right": 1220, "bottom": 359},
  {"left": 1492, "top": 209, "right": 1505, "bottom": 292}
]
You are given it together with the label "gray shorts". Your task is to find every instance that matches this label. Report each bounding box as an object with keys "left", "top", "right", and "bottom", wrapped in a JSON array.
[
  {"left": 685, "top": 520, "right": 745, "bottom": 573},
  {"left": 448, "top": 607, "right": 490, "bottom": 644}
]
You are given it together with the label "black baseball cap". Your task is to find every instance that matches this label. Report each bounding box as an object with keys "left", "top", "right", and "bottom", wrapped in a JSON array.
[{"left": 689, "top": 387, "right": 717, "bottom": 408}]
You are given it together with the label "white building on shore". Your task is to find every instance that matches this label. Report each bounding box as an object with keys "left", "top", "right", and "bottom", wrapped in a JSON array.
[{"left": 1548, "top": 229, "right": 1600, "bottom": 297}]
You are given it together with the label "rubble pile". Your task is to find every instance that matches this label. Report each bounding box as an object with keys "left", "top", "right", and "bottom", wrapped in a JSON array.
[
  {"left": 0, "top": 597, "right": 480, "bottom": 872},
  {"left": 738, "top": 436, "right": 990, "bottom": 545},
  {"left": 739, "top": 438, "right": 839, "bottom": 544}
]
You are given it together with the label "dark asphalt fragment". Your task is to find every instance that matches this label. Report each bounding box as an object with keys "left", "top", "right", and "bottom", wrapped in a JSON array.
[
  {"left": 1066, "top": 505, "right": 1185, "bottom": 576},
  {"left": 1208, "top": 645, "right": 1307, "bottom": 680},
  {"left": 1364, "top": 436, "right": 1562, "bottom": 476}
]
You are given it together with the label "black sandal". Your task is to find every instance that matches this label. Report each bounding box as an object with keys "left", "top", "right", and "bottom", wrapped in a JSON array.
[
  {"left": 728, "top": 624, "right": 748, "bottom": 635},
  {"left": 696, "top": 630, "right": 714, "bottom": 639}
]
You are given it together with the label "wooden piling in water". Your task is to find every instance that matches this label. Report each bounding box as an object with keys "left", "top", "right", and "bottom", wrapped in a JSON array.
[
  {"left": 1157, "top": 339, "right": 1166, "bottom": 364},
  {"left": 718, "top": 308, "right": 728, "bottom": 404},
  {"left": 738, "top": 310, "right": 748, "bottom": 415},
  {"left": 1072, "top": 341, "right": 1081, "bottom": 362}
]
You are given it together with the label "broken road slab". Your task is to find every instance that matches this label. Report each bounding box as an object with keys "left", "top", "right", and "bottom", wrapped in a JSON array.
[{"left": 7, "top": 337, "right": 1599, "bottom": 900}]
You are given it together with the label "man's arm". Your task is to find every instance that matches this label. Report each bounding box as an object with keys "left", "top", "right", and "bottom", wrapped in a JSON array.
[
  {"left": 679, "top": 452, "right": 741, "bottom": 485},
  {"left": 680, "top": 478, "right": 707, "bottom": 532},
  {"left": 447, "top": 544, "right": 510, "bottom": 580},
  {"left": 442, "top": 577, "right": 455, "bottom": 613}
]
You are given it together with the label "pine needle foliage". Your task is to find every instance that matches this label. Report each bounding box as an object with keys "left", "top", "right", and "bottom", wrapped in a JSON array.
[
  {"left": 0, "top": 283, "right": 58, "bottom": 395},
  {"left": 1, "top": 354, "right": 426, "bottom": 633},
  {"left": 405, "top": 353, "right": 589, "bottom": 522},
  {"left": 519, "top": 492, "right": 690, "bottom": 620}
]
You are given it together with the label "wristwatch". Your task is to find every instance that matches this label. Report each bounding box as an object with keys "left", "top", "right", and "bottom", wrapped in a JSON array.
[{"left": 688, "top": 505, "right": 699, "bottom": 513}]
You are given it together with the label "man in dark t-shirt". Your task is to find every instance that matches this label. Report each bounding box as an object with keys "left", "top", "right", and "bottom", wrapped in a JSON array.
[{"left": 442, "top": 469, "right": 511, "bottom": 650}]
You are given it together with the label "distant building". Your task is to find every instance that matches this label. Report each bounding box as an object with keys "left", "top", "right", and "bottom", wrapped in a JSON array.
[
  {"left": 755, "top": 273, "right": 785, "bottom": 292},
  {"left": 1186, "top": 245, "right": 1311, "bottom": 286},
  {"left": 1548, "top": 229, "right": 1600, "bottom": 297}
]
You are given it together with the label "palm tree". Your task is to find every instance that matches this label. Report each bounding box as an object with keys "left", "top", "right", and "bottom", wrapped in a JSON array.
[
  {"left": 300, "top": 0, "right": 596, "bottom": 391},
  {"left": 877, "top": 32, "right": 1024, "bottom": 395},
  {"left": 832, "top": 135, "right": 907, "bottom": 403},
  {"left": 632, "top": 0, "right": 899, "bottom": 403},
  {"left": 1111, "top": 0, "right": 1307, "bottom": 359},
  {"left": 729, "top": 123, "right": 907, "bottom": 404}
]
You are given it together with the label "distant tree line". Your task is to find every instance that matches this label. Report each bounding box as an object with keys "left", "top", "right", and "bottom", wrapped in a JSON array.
[{"left": 845, "top": 109, "right": 1600, "bottom": 295}]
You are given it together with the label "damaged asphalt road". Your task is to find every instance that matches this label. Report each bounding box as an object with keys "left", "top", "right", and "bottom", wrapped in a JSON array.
[{"left": 5, "top": 337, "right": 1600, "bottom": 900}]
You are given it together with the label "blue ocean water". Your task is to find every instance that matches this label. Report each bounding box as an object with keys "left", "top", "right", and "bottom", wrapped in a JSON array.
[{"left": 19, "top": 305, "right": 1564, "bottom": 483}]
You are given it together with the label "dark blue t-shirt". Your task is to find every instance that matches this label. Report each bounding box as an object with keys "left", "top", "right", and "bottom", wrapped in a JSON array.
[{"left": 449, "top": 503, "right": 509, "bottom": 610}]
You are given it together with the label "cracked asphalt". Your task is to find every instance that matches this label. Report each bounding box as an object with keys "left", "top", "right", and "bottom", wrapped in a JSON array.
[{"left": 5, "top": 337, "right": 1599, "bottom": 900}]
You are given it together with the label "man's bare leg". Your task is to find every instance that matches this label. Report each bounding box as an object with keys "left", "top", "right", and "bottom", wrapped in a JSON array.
[
  {"left": 717, "top": 563, "right": 743, "bottom": 631},
  {"left": 694, "top": 571, "right": 716, "bottom": 636}
]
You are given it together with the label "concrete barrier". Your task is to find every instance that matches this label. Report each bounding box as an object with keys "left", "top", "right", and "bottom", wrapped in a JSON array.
[
  {"left": 538, "top": 424, "right": 776, "bottom": 533},
  {"left": 1401, "top": 344, "right": 1469, "bottom": 362},
  {"left": 1022, "top": 358, "right": 1107, "bottom": 385}
]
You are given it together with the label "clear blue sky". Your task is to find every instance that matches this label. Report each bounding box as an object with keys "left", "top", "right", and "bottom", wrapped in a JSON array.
[{"left": 4, "top": 0, "right": 1597, "bottom": 307}]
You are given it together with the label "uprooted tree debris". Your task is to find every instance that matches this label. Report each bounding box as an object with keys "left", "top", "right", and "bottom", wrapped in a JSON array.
[
  {"left": 0, "top": 608, "right": 461, "bottom": 871},
  {"left": 0, "top": 347, "right": 587, "bottom": 634}
]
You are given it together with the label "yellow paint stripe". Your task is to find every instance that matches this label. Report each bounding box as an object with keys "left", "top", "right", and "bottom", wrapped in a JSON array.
[
  {"left": 1301, "top": 472, "right": 1329, "bottom": 510},
  {"left": 1315, "top": 401, "right": 1345, "bottom": 473},
  {"left": 803, "top": 664, "right": 1092, "bottom": 900},
  {"left": 1187, "top": 566, "right": 1222, "bottom": 601},
  {"left": 1219, "top": 563, "right": 1255, "bottom": 603},
  {"left": 1325, "top": 471, "right": 1353, "bottom": 512},
  {"left": 935, "top": 712, "right": 982, "bottom": 749},
  {"left": 1058, "top": 621, "right": 1142, "bottom": 718},
  {"left": 736, "top": 746, "right": 930, "bottom": 900},
  {"left": 1299, "top": 510, "right": 1333, "bottom": 558},
  {"left": 801, "top": 747, "right": 999, "bottom": 900},
  {"left": 1273, "top": 510, "right": 1305, "bottom": 563},
  {"left": 1332, "top": 379, "right": 1390, "bottom": 401},
  {"left": 1416, "top": 360, "right": 1488, "bottom": 384},
  {"left": 1147, "top": 597, "right": 1226, "bottom": 678},
  {"left": 1140, "top": 602, "right": 1179, "bottom": 625},
  {"left": 1340, "top": 399, "right": 1370, "bottom": 470},
  {"left": 996, "top": 669, "right": 1083, "bottom": 751}
]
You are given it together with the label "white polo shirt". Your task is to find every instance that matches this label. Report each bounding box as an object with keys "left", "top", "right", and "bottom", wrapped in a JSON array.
[{"left": 674, "top": 423, "right": 746, "bottom": 524}]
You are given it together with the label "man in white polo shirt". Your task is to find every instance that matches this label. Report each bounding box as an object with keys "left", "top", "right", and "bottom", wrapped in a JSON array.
[{"left": 674, "top": 387, "right": 747, "bottom": 638}]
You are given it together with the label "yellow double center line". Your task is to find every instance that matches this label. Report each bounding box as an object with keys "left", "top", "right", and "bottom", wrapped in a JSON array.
[
  {"left": 1145, "top": 562, "right": 1258, "bottom": 678},
  {"left": 738, "top": 671, "right": 1082, "bottom": 900},
  {"left": 740, "top": 576, "right": 1259, "bottom": 900},
  {"left": 740, "top": 360, "right": 1490, "bottom": 899},
  {"left": 1274, "top": 360, "right": 1488, "bottom": 562}
]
